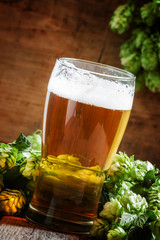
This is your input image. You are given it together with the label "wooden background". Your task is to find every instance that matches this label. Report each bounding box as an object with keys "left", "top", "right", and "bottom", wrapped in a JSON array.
[{"left": 0, "top": 0, "right": 160, "bottom": 168}]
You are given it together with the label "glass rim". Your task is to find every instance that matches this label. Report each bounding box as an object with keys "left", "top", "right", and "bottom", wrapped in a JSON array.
[{"left": 57, "top": 57, "right": 136, "bottom": 82}]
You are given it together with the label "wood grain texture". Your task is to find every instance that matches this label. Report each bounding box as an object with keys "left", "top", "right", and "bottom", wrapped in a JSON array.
[
  {"left": 0, "top": 216, "right": 89, "bottom": 239},
  {"left": 0, "top": 0, "right": 113, "bottom": 142},
  {"left": 0, "top": 1, "right": 159, "bottom": 165}
]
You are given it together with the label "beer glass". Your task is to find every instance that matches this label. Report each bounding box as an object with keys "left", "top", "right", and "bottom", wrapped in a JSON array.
[{"left": 26, "top": 58, "right": 135, "bottom": 234}]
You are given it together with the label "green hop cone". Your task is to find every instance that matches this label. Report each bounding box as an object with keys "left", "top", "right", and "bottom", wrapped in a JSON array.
[
  {"left": 140, "top": 3, "right": 156, "bottom": 26},
  {"left": 20, "top": 155, "right": 40, "bottom": 181},
  {"left": 0, "top": 143, "right": 18, "bottom": 173},
  {"left": 121, "top": 52, "right": 141, "bottom": 75},
  {"left": 141, "top": 38, "right": 158, "bottom": 71},
  {"left": 107, "top": 152, "right": 134, "bottom": 183},
  {"left": 131, "top": 160, "right": 155, "bottom": 182},
  {"left": 0, "top": 174, "right": 4, "bottom": 192},
  {"left": 109, "top": 3, "right": 135, "bottom": 34},
  {"left": 0, "top": 188, "right": 26, "bottom": 215},
  {"left": 90, "top": 218, "right": 110, "bottom": 239},
  {"left": 148, "top": 181, "right": 160, "bottom": 210},
  {"left": 116, "top": 189, "right": 148, "bottom": 214},
  {"left": 107, "top": 226, "right": 126, "bottom": 240},
  {"left": 145, "top": 70, "right": 160, "bottom": 92},
  {"left": 99, "top": 198, "right": 123, "bottom": 220},
  {"left": 27, "top": 130, "right": 42, "bottom": 152}
]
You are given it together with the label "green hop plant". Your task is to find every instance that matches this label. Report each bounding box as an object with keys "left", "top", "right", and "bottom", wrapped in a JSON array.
[
  {"left": 131, "top": 160, "right": 155, "bottom": 182},
  {"left": 0, "top": 143, "right": 18, "bottom": 173},
  {"left": 140, "top": 3, "right": 157, "bottom": 26},
  {"left": 99, "top": 198, "right": 123, "bottom": 220},
  {"left": 121, "top": 52, "right": 141, "bottom": 75},
  {"left": 109, "top": 3, "right": 135, "bottom": 34},
  {"left": 90, "top": 218, "right": 110, "bottom": 239},
  {"left": 148, "top": 181, "right": 160, "bottom": 210},
  {"left": 107, "top": 226, "right": 126, "bottom": 240},
  {"left": 116, "top": 189, "right": 148, "bottom": 214},
  {"left": 145, "top": 70, "right": 160, "bottom": 92},
  {"left": 20, "top": 154, "right": 40, "bottom": 181},
  {"left": 107, "top": 152, "right": 134, "bottom": 183},
  {"left": 141, "top": 38, "right": 159, "bottom": 71}
]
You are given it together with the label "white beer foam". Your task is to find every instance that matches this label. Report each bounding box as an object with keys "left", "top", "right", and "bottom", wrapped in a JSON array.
[{"left": 48, "top": 62, "right": 134, "bottom": 110}]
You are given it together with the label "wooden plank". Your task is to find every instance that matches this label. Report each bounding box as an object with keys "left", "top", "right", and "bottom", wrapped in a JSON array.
[
  {"left": 0, "top": 216, "right": 90, "bottom": 240},
  {"left": 0, "top": 0, "right": 110, "bottom": 142}
]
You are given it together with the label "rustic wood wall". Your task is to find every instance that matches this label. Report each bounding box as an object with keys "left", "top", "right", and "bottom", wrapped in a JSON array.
[{"left": 0, "top": 0, "right": 159, "bottom": 167}]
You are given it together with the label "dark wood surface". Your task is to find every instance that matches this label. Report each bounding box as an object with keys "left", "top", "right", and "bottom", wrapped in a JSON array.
[{"left": 0, "top": 0, "right": 160, "bottom": 238}]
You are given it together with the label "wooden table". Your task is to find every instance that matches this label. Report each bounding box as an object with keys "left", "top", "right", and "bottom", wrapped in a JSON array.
[{"left": 0, "top": 215, "right": 90, "bottom": 240}]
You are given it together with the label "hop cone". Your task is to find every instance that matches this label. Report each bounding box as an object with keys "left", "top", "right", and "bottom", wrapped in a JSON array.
[
  {"left": 0, "top": 143, "right": 18, "bottom": 173},
  {"left": 0, "top": 188, "right": 26, "bottom": 215},
  {"left": 90, "top": 218, "right": 110, "bottom": 238},
  {"left": 107, "top": 226, "right": 126, "bottom": 240},
  {"left": 0, "top": 174, "right": 4, "bottom": 192},
  {"left": 20, "top": 155, "right": 40, "bottom": 181},
  {"left": 148, "top": 182, "right": 160, "bottom": 210}
]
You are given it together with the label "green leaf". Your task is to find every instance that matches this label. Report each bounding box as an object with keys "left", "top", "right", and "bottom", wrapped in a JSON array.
[
  {"left": 132, "top": 213, "right": 148, "bottom": 228},
  {"left": 11, "top": 133, "right": 31, "bottom": 151},
  {"left": 144, "top": 170, "right": 156, "bottom": 184},
  {"left": 120, "top": 213, "right": 149, "bottom": 228},
  {"left": 120, "top": 213, "right": 137, "bottom": 228},
  {"left": 147, "top": 209, "right": 158, "bottom": 222}
]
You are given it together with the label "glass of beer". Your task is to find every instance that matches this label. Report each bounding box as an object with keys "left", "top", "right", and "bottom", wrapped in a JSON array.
[{"left": 26, "top": 58, "right": 135, "bottom": 234}]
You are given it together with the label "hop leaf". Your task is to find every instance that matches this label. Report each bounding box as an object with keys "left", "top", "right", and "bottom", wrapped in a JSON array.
[
  {"left": 120, "top": 212, "right": 148, "bottom": 229},
  {"left": 0, "top": 188, "right": 26, "bottom": 215},
  {"left": 0, "top": 144, "right": 18, "bottom": 173}
]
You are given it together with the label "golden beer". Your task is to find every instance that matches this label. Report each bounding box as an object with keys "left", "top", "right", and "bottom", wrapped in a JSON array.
[
  {"left": 26, "top": 58, "right": 135, "bottom": 234},
  {"left": 42, "top": 93, "right": 131, "bottom": 169}
]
